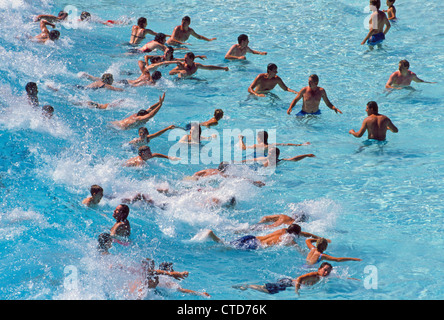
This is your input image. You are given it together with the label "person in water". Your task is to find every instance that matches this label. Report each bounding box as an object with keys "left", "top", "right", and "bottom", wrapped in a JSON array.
[
  {"left": 118, "top": 59, "right": 176, "bottom": 87},
  {"left": 34, "top": 11, "right": 68, "bottom": 23},
  {"left": 349, "top": 101, "right": 398, "bottom": 141},
  {"left": 305, "top": 238, "right": 361, "bottom": 265},
  {"left": 382, "top": 0, "right": 396, "bottom": 20},
  {"left": 25, "top": 82, "right": 39, "bottom": 108},
  {"left": 199, "top": 109, "right": 224, "bottom": 127},
  {"left": 287, "top": 74, "right": 342, "bottom": 116},
  {"left": 361, "top": 0, "right": 391, "bottom": 49},
  {"left": 225, "top": 34, "right": 267, "bottom": 60},
  {"left": 178, "top": 123, "right": 217, "bottom": 144},
  {"left": 78, "top": 72, "right": 124, "bottom": 91},
  {"left": 33, "top": 19, "right": 60, "bottom": 43},
  {"left": 166, "top": 15, "right": 216, "bottom": 46},
  {"left": 241, "top": 146, "right": 315, "bottom": 168},
  {"left": 78, "top": 11, "right": 126, "bottom": 26},
  {"left": 169, "top": 52, "right": 229, "bottom": 78},
  {"left": 111, "top": 93, "right": 165, "bottom": 130},
  {"left": 135, "top": 33, "right": 169, "bottom": 54},
  {"left": 124, "top": 146, "right": 180, "bottom": 167},
  {"left": 110, "top": 204, "right": 131, "bottom": 238},
  {"left": 200, "top": 223, "right": 308, "bottom": 250},
  {"left": 233, "top": 262, "right": 333, "bottom": 295},
  {"left": 385, "top": 60, "right": 436, "bottom": 90},
  {"left": 128, "top": 125, "right": 176, "bottom": 147},
  {"left": 97, "top": 232, "right": 113, "bottom": 255},
  {"left": 239, "top": 130, "right": 310, "bottom": 153},
  {"left": 129, "top": 17, "right": 170, "bottom": 45},
  {"left": 248, "top": 63, "right": 298, "bottom": 97},
  {"left": 142, "top": 46, "right": 206, "bottom": 66},
  {"left": 82, "top": 185, "right": 104, "bottom": 207}
]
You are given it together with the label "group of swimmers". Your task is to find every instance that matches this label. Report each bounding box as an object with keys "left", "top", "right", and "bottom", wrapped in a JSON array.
[{"left": 25, "top": 0, "right": 437, "bottom": 298}]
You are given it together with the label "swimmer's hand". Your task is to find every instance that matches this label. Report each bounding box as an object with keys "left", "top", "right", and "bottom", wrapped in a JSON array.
[
  {"left": 223, "top": 67, "right": 229, "bottom": 71},
  {"left": 287, "top": 107, "right": 293, "bottom": 115},
  {"left": 332, "top": 106, "right": 342, "bottom": 114}
]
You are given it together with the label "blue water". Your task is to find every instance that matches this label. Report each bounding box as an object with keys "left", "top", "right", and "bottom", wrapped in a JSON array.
[{"left": 1, "top": 0, "right": 443, "bottom": 300}]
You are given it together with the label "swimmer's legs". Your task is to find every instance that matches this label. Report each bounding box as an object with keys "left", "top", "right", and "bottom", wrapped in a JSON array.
[
  {"left": 232, "top": 284, "right": 270, "bottom": 293},
  {"left": 202, "top": 230, "right": 224, "bottom": 243}
]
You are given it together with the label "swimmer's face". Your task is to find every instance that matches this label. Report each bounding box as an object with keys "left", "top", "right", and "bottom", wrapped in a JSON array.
[
  {"left": 308, "top": 77, "right": 318, "bottom": 87},
  {"left": 140, "top": 148, "right": 153, "bottom": 160},
  {"left": 240, "top": 39, "right": 249, "bottom": 48},
  {"left": 113, "top": 205, "right": 126, "bottom": 220},
  {"left": 165, "top": 50, "right": 173, "bottom": 60},
  {"left": 319, "top": 265, "right": 332, "bottom": 277},
  {"left": 185, "top": 55, "right": 194, "bottom": 64},
  {"left": 398, "top": 61, "right": 408, "bottom": 71},
  {"left": 268, "top": 67, "right": 278, "bottom": 76},
  {"left": 182, "top": 19, "right": 190, "bottom": 28}
]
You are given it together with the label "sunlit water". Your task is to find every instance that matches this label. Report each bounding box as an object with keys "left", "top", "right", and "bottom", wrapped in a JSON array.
[{"left": 1, "top": 0, "right": 443, "bottom": 300}]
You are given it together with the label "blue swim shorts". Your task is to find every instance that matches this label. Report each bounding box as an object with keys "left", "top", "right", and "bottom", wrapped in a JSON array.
[
  {"left": 230, "top": 235, "right": 261, "bottom": 250},
  {"left": 296, "top": 109, "right": 321, "bottom": 116},
  {"left": 367, "top": 32, "right": 385, "bottom": 46},
  {"left": 264, "top": 278, "right": 294, "bottom": 294}
]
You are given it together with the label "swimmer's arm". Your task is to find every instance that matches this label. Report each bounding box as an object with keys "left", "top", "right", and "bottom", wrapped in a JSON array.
[
  {"left": 321, "top": 90, "right": 342, "bottom": 114},
  {"left": 190, "top": 29, "right": 216, "bottom": 42},
  {"left": 277, "top": 78, "right": 298, "bottom": 94},
  {"left": 305, "top": 238, "right": 317, "bottom": 249},
  {"left": 248, "top": 75, "right": 265, "bottom": 97},
  {"left": 321, "top": 254, "right": 362, "bottom": 262},
  {"left": 177, "top": 287, "right": 210, "bottom": 297},
  {"left": 349, "top": 120, "right": 368, "bottom": 138},
  {"left": 148, "top": 125, "right": 176, "bottom": 139},
  {"left": 238, "top": 135, "right": 250, "bottom": 150},
  {"left": 386, "top": 119, "right": 398, "bottom": 133},
  {"left": 294, "top": 273, "right": 317, "bottom": 295},
  {"left": 151, "top": 153, "right": 180, "bottom": 161},
  {"left": 411, "top": 74, "right": 436, "bottom": 84},
  {"left": 361, "top": 27, "right": 377, "bottom": 45},
  {"left": 273, "top": 142, "right": 310, "bottom": 147},
  {"left": 140, "top": 93, "right": 165, "bottom": 119},
  {"left": 154, "top": 270, "right": 188, "bottom": 280},
  {"left": 105, "top": 84, "right": 124, "bottom": 92},
  {"left": 282, "top": 154, "right": 315, "bottom": 162},
  {"left": 200, "top": 118, "right": 217, "bottom": 127},
  {"left": 79, "top": 72, "right": 101, "bottom": 82},
  {"left": 247, "top": 46, "right": 267, "bottom": 55},
  {"left": 35, "top": 15, "right": 57, "bottom": 22},
  {"left": 40, "top": 19, "right": 55, "bottom": 33},
  {"left": 287, "top": 89, "right": 304, "bottom": 114},
  {"left": 197, "top": 63, "right": 229, "bottom": 71}
]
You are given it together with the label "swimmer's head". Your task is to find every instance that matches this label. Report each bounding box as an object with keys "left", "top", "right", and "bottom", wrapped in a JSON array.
[
  {"left": 218, "top": 161, "right": 230, "bottom": 172},
  {"left": 137, "top": 17, "right": 147, "bottom": 28},
  {"left": 150, "top": 56, "right": 162, "bottom": 64},
  {"left": 159, "top": 262, "right": 174, "bottom": 272},
  {"left": 137, "top": 109, "right": 149, "bottom": 116},
  {"left": 366, "top": 101, "right": 378, "bottom": 114},
  {"left": 58, "top": 11, "right": 68, "bottom": 20},
  {"left": 101, "top": 73, "right": 114, "bottom": 85},
  {"left": 138, "top": 145, "right": 153, "bottom": 159},
  {"left": 316, "top": 238, "right": 329, "bottom": 253},
  {"left": 214, "top": 109, "right": 224, "bottom": 121},
  {"left": 309, "top": 74, "right": 319, "bottom": 86},
  {"left": 113, "top": 204, "right": 129, "bottom": 221},
  {"left": 319, "top": 262, "right": 333, "bottom": 276},
  {"left": 399, "top": 59, "right": 409, "bottom": 71},
  {"left": 90, "top": 184, "right": 104, "bottom": 197},
  {"left": 49, "top": 30, "right": 60, "bottom": 41},
  {"left": 238, "top": 34, "right": 249, "bottom": 45},
  {"left": 182, "top": 16, "right": 191, "bottom": 26},
  {"left": 155, "top": 33, "right": 166, "bottom": 44},
  {"left": 223, "top": 196, "right": 237, "bottom": 208},
  {"left": 257, "top": 130, "right": 268, "bottom": 145},
  {"left": 152, "top": 71, "right": 162, "bottom": 81},
  {"left": 138, "top": 127, "right": 149, "bottom": 137},
  {"left": 42, "top": 105, "right": 54, "bottom": 118},
  {"left": 268, "top": 147, "right": 280, "bottom": 160},
  {"left": 97, "top": 233, "right": 112, "bottom": 253},
  {"left": 185, "top": 52, "right": 195, "bottom": 62},
  {"left": 80, "top": 11, "right": 91, "bottom": 21},
  {"left": 267, "top": 63, "right": 278, "bottom": 74},
  {"left": 292, "top": 211, "right": 309, "bottom": 223},
  {"left": 25, "top": 82, "right": 38, "bottom": 95},
  {"left": 165, "top": 46, "right": 174, "bottom": 60},
  {"left": 286, "top": 223, "right": 302, "bottom": 236},
  {"left": 370, "top": 0, "right": 381, "bottom": 10}
]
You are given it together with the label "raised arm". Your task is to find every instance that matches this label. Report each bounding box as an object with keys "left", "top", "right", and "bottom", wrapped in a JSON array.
[
  {"left": 148, "top": 125, "right": 175, "bottom": 139},
  {"left": 138, "top": 93, "right": 166, "bottom": 120}
]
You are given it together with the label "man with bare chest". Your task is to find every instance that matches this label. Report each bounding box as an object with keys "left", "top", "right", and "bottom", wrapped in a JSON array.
[
  {"left": 349, "top": 101, "right": 398, "bottom": 141},
  {"left": 169, "top": 52, "right": 228, "bottom": 78},
  {"left": 166, "top": 16, "right": 216, "bottom": 45},
  {"left": 385, "top": 60, "right": 436, "bottom": 90},
  {"left": 287, "top": 74, "right": 342, "bottom": 116},
  {"left": 248, "top": 63, "right": 297, "bottom": 97}
]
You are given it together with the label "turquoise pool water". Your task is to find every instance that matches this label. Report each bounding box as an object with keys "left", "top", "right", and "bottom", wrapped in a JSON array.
[{"left": 0, "top": 0, "right": 443, "bottom": 300}]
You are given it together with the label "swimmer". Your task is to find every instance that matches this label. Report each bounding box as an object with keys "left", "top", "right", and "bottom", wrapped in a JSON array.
[
  {"left": 34, "top": 11, "right": 68, "bottom": 23},
  {"left": 200, "top": 223, "right": 306, "bottom": 250},
  {"left": 77, "top": 99, "right": 125, "bottom": 110},
  {"left": 239, "top": 131, "right": 310, "bottom": 153},
  {"left": 166, "top": 16, "right": 216, "bottom": 46},
  {"left": 233, "top": 262, "right": 333, "bottom": 295},
  {"left": 383, "top": 0, "right": 396, "bottom": 20},
  {"left": 254, "top": 213, "right": 312, "bottom": 229},
  {"left": 361, "top": 0, "right": 391, "bottom": 49},
  {"left": 110, "top": 204, "right": 131, "bottom": 238},
  {"left": 199, "top": 109, "right": 224, "bottom": 127},
  {"left": 190, "top": 162, "right": 265, "bottom": 187},
  {"left": 25, "top": 82, "right": 39, "bottom": 108},
  {"left": 349, "top": 101, "right": 398, "bottom": 141},
  {"left": 305, "top": 238, "right": 361, "bottom": 265},
  {"left": 225, "top": 34, "right": 267, "bottom": 60},
  {"left": 129, "top": 17, "right": 169, "bottom": 45},
  {"left": 79, "top": 11, "right": 126, "bottom": 26},
  {"left": 124, "top": 146, "right": 180, "bottom": 167},
  {"left": 120, "top": 193, "right": 167, "bottom": 210},
  {"left": 78, "top": 72, "right": 124, "bottom": 91},
  {"left": 42, "top": 105, "right": 54, "bottom": 119},
  {"left": 241, "top": 147, "right": 315, "bottom": 168},
  {"left": 248, "top": 63, "right": 297, "bottom": 97},
  {"left": 287, "top": 74, "right": 342, "bottom": 115},
  {"left": 143, "top": 46, "right": 206, "bottom": 65},
  {"left": 111, "top": 93, "right": 165, "bottom": 130},
  {"left": 135, "top": 33, "right": 168, "bottom": 54},
  {"left": 385, "top": 60, "right": 436, "bottom": 90},
  {"left": 97, "top": 233, "right": 113, "bottom": 255},
  {"left": 178, "top": 123, "right": 216, "bottom": 144},
  {"left": 82, "top": 185, "right": 104, "bottom": 207},
  {"left": 33, "top": 19, "right": 60, "bottom": 43},
  {"left": 119, "top": 60, "right": 176, "bottom": 87},
  {"left": 169, "top": 52, "right": 229, "bottom": 78},
  {"left": 129, "top": 125, "right": 176, "bottom": 146}
]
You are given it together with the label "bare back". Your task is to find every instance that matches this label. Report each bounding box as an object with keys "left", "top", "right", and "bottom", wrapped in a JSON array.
[{"left": 364, "top": 114, "right": 392, "bottom": 140}]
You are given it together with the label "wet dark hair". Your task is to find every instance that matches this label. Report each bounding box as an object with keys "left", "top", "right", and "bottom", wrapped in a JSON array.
[
  {"left": 182, "top": 16, "right": 191, "bottom": 23},
  {"left": 370, "top": 0, "right": 381, "bottom": 9},
  {"left": 137, "top": 17, "right": 147, "bottom": 28},
  {"left": 139, "top": 127, "right": 149, "bottom": 136},
  {"left": 286, "top": 223, "right": 302, "bottom": 235},
  {"left": 319, "top": 262, "right": 333, "bottom": 270},
  {"left": 90, "top": 184, "right": 103, "bottom": 196},
  {"left": 367, "top": 101, "right": 379, "bottom": 112},
  {"left": 137, "top": 109, "right": 149, "bottom": 116},
  {"left": 309, "top": 74, "right": 319, "bottom": 84},
  {"left": 159, "top": 262, "right": 174, "bottom": 272},
  {"left": 101, "top": 73, "right": 113, "bottom": 85},
  {"left": 97, "top": 233, "right": 112, "bottom": 252},
  {"left": 218, "top": 161, "right": 230, "bottom": 172},
  {"left": 118, "top": 204, "right": 130, "bottom": 219},
  {"left": 150, "top": 56, "right": 162, "bottom": 64},
  {"left": 316, "top": 238, "right": 329, "bottom": 253},
  {"left": 257, "top": 130, "right": 268, "bottom": 145},
  {"left": 154, "top": 33, "right": 166, "bottom": 43},
  {"left": 185, "top": 52, "right": 195, "bottom": 61},
  {"left": 58, "top": 11, "right": 68, "bottom": 19},
  {"left": 42, "top": 105, "right": 54, "bottom": 117},
  {"left": 80, "top": 11, "right": 91, "bottom": 21},
  {"left": 25, "top": 82, "right": 38, "bottom": 94},
  {"left": 267, "top": 63, "right": 277, "bottom": 72},
  {"left": 399, "top": 59, "right": 409, "bottom": 69},
  {"left": 214, "top": 109, "right": 224, "bottom": 120},
  {"left": 49, "top": 30, "right": 60, "bottom": 41},
  {"left": 238, "top": 34, "right": 248, "bottom": 44},
  {"left": 138, "top": 145, "right": 152, "bottom": 157},
  {"left": 152, "top": 71, "right": 162, "bottom": 81}
]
